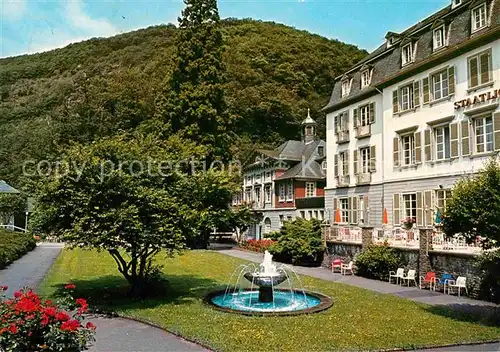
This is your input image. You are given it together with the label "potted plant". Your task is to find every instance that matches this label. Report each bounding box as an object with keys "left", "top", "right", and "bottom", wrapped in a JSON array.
[{"left": 401, "top": 217, "right": 416, "bottom": 231}]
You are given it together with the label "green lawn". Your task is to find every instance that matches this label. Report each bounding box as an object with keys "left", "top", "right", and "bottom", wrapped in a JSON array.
[{"left": 39, "top": 249, "right": 500, "bottom": 351}]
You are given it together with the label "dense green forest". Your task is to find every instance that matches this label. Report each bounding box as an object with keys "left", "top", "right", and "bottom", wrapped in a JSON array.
[{"left": 0, "top": 18, "right": 367, "bottom": 187}]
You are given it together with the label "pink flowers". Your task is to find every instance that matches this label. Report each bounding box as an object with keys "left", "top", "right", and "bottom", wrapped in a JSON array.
[
  {"left": 64, "top": 284, "right": 76, "bottom": 290},
  {"left": 0, "top": 286, "right": 8, "bottom": 291}
]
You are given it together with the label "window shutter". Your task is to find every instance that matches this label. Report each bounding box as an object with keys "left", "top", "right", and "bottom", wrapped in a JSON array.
[
  {"left": 494, "top": 113, "right": 500, "bottom": 151},
  {"left": 392, "top": 90, "right": 399, "bottom": 113},
  {"left": 450, "top": 123, "right": 459, "bottom": 158},
  {"left": 422, "top": 77, "right": 430, "bottom": 104},
  {"left": 350, "top": 197, "right": 358, "bottom": 225},
  {"left": 353, "top": 149, "right": 358, "bottom": 175},
  {"left": 393, "top": 193, "right": 400, "bottom": 225},
  {"left": 424, "top": 190, "right": 433, "bottom": 227},
  {"left": 334, "top": 154, "right": 339, "bottom": 177},
  {"left": 344, "top": 111, "right": 350, "bottom": 127},
  {"left": 363, "top": 195, "right": 369, "bottom": 224},
  {"left": 345, "top": 151, "right": 350, "bottom": 176},
  {"left": 413, "top": 81, "right": 420, "bottom": 107},
  {"left": 461, "top": 120, "right": 470, "bottom": 156},
  {"left": 479, "top": 52, "right": 490, "bottom": 84},
  {"left": 469, "top": 56, "right": 478, "bottom": 88},
  {"left": 333, "top": 198, "right": 338, "bottom": 223},
  {"left": 353, "top": 108, "right": 358, "bottom": 128},
  {"left": 414, "top": 131, "right": 422, "bottom": 163},
  {"left": 393, "top": 137, "right": 400, "bottom": 167},
  {"left": 448, "top": 66, "right": 455, "bottom": 95},
  {"left": 370, "top": 145, "right": 376, "bottom": 172},
  {"left": 424, "top": 129, "right": 432, "bottom": 161},
  {"left": 369, "top": 102, "right": 375, "bottom": 124},
  {"left": 334, "top": 115, "right": 339, "bottom": 133},
  {"left": 416, "top": 192, "right": 423, "bottom": 227}
]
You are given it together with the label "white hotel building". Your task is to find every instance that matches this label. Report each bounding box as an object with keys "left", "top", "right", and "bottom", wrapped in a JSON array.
[{"left": 324, "top": 0, "right": 500, "bottom": 229}]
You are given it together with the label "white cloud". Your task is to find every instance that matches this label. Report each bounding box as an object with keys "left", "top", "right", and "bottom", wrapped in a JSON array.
[
  {"left": 65, "top": 0, "right": 117, "bottom": 37},
  {"left": 1, "top": 0, "right": 27, "bottom": 20}
]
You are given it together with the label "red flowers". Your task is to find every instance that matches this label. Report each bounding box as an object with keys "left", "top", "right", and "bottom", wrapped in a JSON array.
[
  {"left": 242, "top": 239, "right": 275, "bottom": 253},
  {"left": 0, "top": 286, "right": 8, "bottom": 291},
  {"left": 64, "top": 284, "right": 76, "bottom": 290},
  {"left": 0, "top": 288, "right": 96, "bottom": 350},
  {"left": 60, "top": 319, "right": 80, "bottom": 332}
]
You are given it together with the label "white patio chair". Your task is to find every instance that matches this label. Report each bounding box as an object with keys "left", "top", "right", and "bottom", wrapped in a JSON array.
[
  {"left": 341, "top": 261, "right": 354, "bottom": 275},
  {"left": 389, "top": 268, "right": 404, "bottom": 285},
  {"left": 401, "top": 269, "right": 417, "bottom": 287},
  {"left": 445, "top": 276, "right": 468, "bottom": 297}
]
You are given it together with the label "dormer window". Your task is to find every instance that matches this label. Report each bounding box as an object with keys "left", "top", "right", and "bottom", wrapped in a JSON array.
[
  {"left": 433, "top": 26, "right": 445, "bottom": 50},
  {"left": 402, "top": 43, "right": 414, "bottom": 66},
  {"left": 361, "top": 69, "right": 372, "bottom": 88},
  {"left": 341, "top": 79, "right": 351, "bottom": 98},
  {"left": 317, "top": 146, "right": 324, "bottom": 157},
  {"left": 471, "top": 3, "right": 487, "bottom": 32},
  {"left": 451, "top": 0, "right": 462, "bottom": 9}
]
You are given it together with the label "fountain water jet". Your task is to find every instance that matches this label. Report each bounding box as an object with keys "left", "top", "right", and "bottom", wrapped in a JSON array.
[{"left": 206, "top": 250, "right": 333, "bottom": 316}]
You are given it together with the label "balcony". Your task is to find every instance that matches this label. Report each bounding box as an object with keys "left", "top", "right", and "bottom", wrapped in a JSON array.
[
  {"left": 356, "top": 173, "right": 371, "bottom": 185},
  {"left": 336, "top": 175, "right": 350, "bottom": 187},
  {"left": 355, "top": 124, "right": 371, "bottom": 139},
  {"left": 295, "top": 197, "right": 325, "bottom": 209},
  {"left": 336, "top": 130, "right": 349, "bottom": 144}
]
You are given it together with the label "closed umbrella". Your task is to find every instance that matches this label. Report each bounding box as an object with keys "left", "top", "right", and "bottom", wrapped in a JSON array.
[
  {"left": 435, "top": 209, "right": 442, "bottom": 224},
  {"left": 335, "top": 208, "right": 341, "bottom": 223},
  {"left": 382, "top": 208, "right": 388, "bottom": 225}
]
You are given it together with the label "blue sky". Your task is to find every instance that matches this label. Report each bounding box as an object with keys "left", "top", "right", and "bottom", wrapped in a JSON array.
[{"left": 1, "top": 0, "right": 450, "bottom": 58}]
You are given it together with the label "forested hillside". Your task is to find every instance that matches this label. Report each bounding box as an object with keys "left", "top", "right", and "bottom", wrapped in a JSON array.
[{"left": 0, "top": 19, "right": 367, "bottom": 186}]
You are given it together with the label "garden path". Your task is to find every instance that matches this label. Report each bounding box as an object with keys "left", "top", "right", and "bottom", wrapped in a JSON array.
[{"left": 0, "top": 243, "right": 208, "bottom": 352}]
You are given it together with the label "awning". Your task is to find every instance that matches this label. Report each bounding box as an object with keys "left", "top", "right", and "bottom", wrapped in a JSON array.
[{"left": 0, "top": 180, "right": 20, "bottom": 194}]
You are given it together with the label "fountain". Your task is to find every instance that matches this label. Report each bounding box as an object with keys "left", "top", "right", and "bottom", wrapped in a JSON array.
[{"left": 206, "top": 251, "right": 333, "bottom": 316}]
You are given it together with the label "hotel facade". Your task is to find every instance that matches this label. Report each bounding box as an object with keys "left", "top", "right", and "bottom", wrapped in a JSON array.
[{"left": 324, "top": 0, "right": 500, "bottom": 229}]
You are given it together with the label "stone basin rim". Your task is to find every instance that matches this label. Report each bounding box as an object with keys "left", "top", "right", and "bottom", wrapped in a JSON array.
[{"left": 204, "top": 288, "right": 334, "bottom": 317}]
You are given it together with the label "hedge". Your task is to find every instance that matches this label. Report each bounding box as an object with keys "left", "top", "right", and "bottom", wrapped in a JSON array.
[{"left": 0, "top": 229, "right": 36, "bottom": 269}]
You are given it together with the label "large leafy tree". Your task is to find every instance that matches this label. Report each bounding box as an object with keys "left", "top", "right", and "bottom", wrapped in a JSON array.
[
  {"left": 156, "top": 0, "right": 233, "bottom": 161},
  {"left": 443, "top": 158, "right": 500, "bottom": 247},
  {"left": 31, "top": 133, "right": 236, "bottom": 295}
]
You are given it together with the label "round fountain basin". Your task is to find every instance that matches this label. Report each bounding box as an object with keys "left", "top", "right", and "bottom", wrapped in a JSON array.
[
  {"left": 206, "top": 289, "right": 333, "bottom": 316},
  {"left": 243, "top": 272, "right": 288, "bottom": 287}
]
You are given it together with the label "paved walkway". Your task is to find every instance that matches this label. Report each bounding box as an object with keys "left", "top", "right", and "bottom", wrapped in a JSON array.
[{"left": 0, "top": 243, "right": 208, "bottom": 352}]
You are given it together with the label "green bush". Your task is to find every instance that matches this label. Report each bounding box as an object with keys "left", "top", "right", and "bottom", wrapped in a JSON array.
[
  {"left": 476, "top": 249, "right": 500, "bottom": 303},
  {"left": 0, "top": 229, "right": 36, "bottom": 269},
  {"left": 268, "top": 218, "right": 323, "bottom": 266},
  {"left": 355, "top": 245, "right": 402, "bottom": 281}
]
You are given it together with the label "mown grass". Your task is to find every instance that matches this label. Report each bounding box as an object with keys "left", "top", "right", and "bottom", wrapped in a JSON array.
[{"left": 39, "top": 249, "right": 500, "bottom": 351}]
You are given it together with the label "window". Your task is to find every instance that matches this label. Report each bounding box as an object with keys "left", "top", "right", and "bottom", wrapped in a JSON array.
[
  {"left": 317, "top": 146, "right": 324, "bottom": 157},
  {"left": 468, "top": 50, "right": 492, "bottom": 88},
  {"left": 286, "top": 181, "right": 293, "bottom": 201},
  {"left": 474, "top": 115, "right": 493, "bottom": 153},
  {"left": 320, "top": 210, "right": 324, "bottom": 221},
  {"left": 402, "top": 134, "right": 415, "bottom": 165},
  {"left": 433, "top": 26, "right": 445, "bottom": 50},
  {"left": 265, "top": 185, "right": 271, "bottom": 203},
  {"left": 360, "top": 147, "right": 371, "bottom": 174},
  {"left": 400, "top": 84, "right": 414, "bottom": 111},
  {"left": 358, "top": 196, "right": 365, "bottom": 224},
  {"left": 305, "top": 182, "right": 316, "bottom": 198},
  {"left": 435, "top": 125, "right": 451, "bottom": 160},
  {"left": 432, "top": 70, "right": 449, "bottom": 100},
  {"left": 265, "top": 171, "right": 271, "bottom": 181},
  {"left": 264, "top": 218, "right": 271, "bottom": 234},
  {"left": 308, "top": 210, "right": 313, "bottom": 219},
  {"left": 254, "top": 187, "right": 261, "bottom": 205},
  {"left": 361, "top": 70, "right": 371, "bottom": 88},
  {"left": 287, "top": 216, "right": 293, "bottom": 222},
  {"left": 339, "top": 151, "right": 348, "bottom": 176},
  {"left": 403, "top": 194, "right": 417, "bottom": 221},
  {"left": 452, "top": 0, "right": 462, "bottom": 9},
  {"left": 340, "top": 198, "right": 349, "bottom": 223},
  {"left": 279, "top": 215, "right": 284, "bottom": 226},
  {"left": 402, "top": 43, "right": 413, "bottom": 66},
  {"left": 279, "top": 184, "right": 286, "bottom": 202},
  {"left": 335, "top": 112, "right": 349, "bottom": 132},
  {"left": 359, "top": 104, "right": 370, "bottom": 127},
  {"left": 471, "top": 3, "right": 487, "bottom": 32},
  {"left": 436, "top": 189, "right": 452, "bottom": 212},
  {"left": 300, "top": 211, "right": 305, "bottom": 218},
  {"left": 341, "top": 79, "right": 351, "bottom": 97}
]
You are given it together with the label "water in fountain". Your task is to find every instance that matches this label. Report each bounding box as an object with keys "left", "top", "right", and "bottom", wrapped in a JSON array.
[{"left": 211, "top": 251, "right": 322, "bottom": 313}]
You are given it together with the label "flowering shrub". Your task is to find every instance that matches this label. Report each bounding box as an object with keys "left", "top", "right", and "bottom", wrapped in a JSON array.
[
  {"left": 0, "top": 284, "right": 96, "bottom": 351},
  {"left": 240, "top": 239, "right": 275, "bottom": 253}
]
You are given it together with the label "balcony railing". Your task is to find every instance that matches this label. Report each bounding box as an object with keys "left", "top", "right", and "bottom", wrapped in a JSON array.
[
  {"left": 356, "top": 173, "right": 371, "bottom": 185},
  {"left": 355, "top": 124, "right": 371, "bottom": 139},
  {"left": 336, "top": 130, "right": 349, "bottom": 144},
  {"left": 295, "top": 197, "right": 325, "bottom": 209},
  {"left": 336, "top": 175, "right": 350, "bottom": 187}
]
